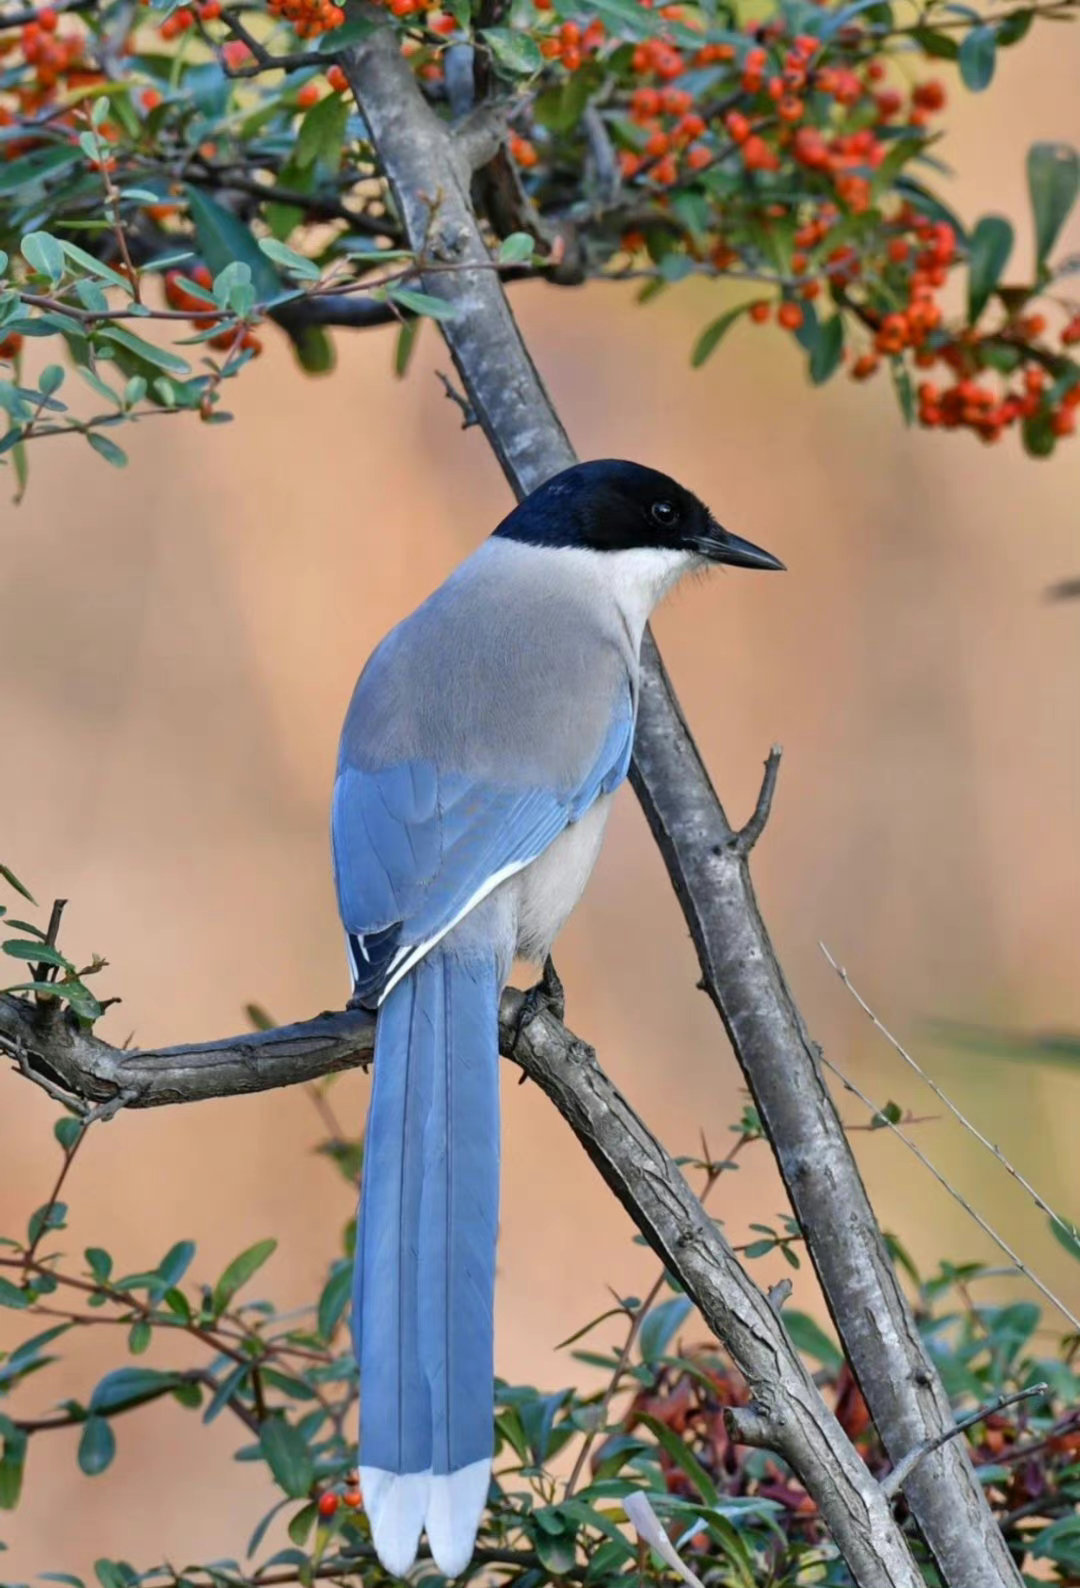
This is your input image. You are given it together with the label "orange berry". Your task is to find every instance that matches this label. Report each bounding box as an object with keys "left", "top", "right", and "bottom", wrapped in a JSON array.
[
  {"left": 686, "top": 142, "right": 711, "bottom": 171},
  {"left": 851, "top": 352, "right": 879, "bottom": 380},
  {"left": 741, "top": 134, "right": 778, "bottom": 171},
  {"left": 777, "top": 94, "right": 804, "bottom": 123},
  {"left": 777, "top": 301, "right": 803, "bottom": 330},
  {"left": 326, "top": 63, "right": 347, "bottom": 92},
  {"left": 1062, "top": 316, "right": 1080, "bottom": 347},
  {"left": 653, "top": 153, "right": 677, "bottom": 185},
  {"left": 0, "top": 331, "right": 23, "bottom": 360},
  {"left": 296, "top": 81, "right": 320, "bottom": 107},
  {"left": 887, "top": 237, "right": 910, "bottom": 264},
  {"left": 140, "top": 87, "right": 163, "bottom": 111},
  {"left": 912, "top": 78, "right": 945, "bottom": 112},
  {"left": 38, "top": 6, "right": 57, "bottom": 30},
  {"left": 749, "top": 300, "right": 771, "bottom": 323},
  {"left": 644, "top": 130, "right": 669, "bottom": 158},
  {"left": 199, "top": 0, "right": 222, "bottom": 16},
  {"left": 725, "top": 110, "right": 749, "bottom": 144},
  {"left": 343, "top": 1488, "right": 363, "bottom": 1509},
  {"left": 317, "top": 1492, "right": 340, "bottom": 1519}
]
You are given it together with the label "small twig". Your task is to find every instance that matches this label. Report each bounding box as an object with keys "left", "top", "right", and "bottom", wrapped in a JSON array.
[
  {"left": 217, "top": 8, "right": 328, "bottom": 75},
  {"left": 882, "top": 1385, "right": 1049, "bottom": 1499},
  {"left": 734, "top": 745, "right": 782, "bottom": 855},
  {"left": 33, "top": 897, "right": 66, "bottom": 986},
  {"left": 22, "top": 1112, "right": 90, "bottom": 1273},
  {"left": 821, "top": 945, "right": 1080, "bottom": 1253},
  {"left": 434, "top": 368, "right": 478, "bottom": 428}
]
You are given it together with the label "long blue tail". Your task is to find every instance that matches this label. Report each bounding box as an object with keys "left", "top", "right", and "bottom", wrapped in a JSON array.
[{"left": 354, "top": 949, "right": 499, "bottom": 1577}]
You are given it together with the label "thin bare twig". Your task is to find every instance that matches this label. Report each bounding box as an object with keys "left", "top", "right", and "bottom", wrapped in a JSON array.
[
  {"left": 817, "top": 1049, "right": 1080, "bottom": 1333},
  {"left": 882, "top": 1385, "right": 1049, "bottom": 1499},
  {"left": 821, "top": 943, "right": 1080, "bottom": 1250}
]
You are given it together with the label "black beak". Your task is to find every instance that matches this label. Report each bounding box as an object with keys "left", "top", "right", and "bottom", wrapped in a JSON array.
[{"left": 690, "top": 520, "right": 786, "bottom": 572}]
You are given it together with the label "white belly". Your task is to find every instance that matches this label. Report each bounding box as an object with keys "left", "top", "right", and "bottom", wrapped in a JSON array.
[{"left": 510, "top": 795, "right": 613, "bottom": 963}]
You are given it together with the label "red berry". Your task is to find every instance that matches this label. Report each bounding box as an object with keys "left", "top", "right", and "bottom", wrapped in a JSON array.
[{"left": 317, "top": 1491, "right": 340, "bottom": 1519}]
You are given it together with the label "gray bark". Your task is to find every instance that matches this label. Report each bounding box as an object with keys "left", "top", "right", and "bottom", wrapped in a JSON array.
[
  {"left": 0, "top": 987, "right": 922, "bottom": 1586},
  {"left": 341, "top": 27, "right": 1020, "bottom": 1587}
]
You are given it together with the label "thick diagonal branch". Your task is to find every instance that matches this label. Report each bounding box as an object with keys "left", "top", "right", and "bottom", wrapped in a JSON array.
[
  {"left": 0, "top": 985, "right": 920, "bottom": 1587},
  {"left": 340, "top": 25, "right": 1020, "bottom": 1588}
]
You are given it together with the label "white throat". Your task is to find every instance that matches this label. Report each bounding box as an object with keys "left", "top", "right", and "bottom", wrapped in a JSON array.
[{"left": 549, "top": 544, "right": 699, "bottom": 649}]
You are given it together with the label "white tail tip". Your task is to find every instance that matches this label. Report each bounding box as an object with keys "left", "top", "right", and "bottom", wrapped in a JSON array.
[
  {"left": 360, "top": 1466, "right": 431, "bottom": 1578},
  {"left": 425, "top": 1460, "right": 492, "bottom": 1577}
]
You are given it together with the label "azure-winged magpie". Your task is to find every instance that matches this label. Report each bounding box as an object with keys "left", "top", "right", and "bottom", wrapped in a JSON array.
[{"left": 332, "top": 459, "right": 783, "bottom": 1576}]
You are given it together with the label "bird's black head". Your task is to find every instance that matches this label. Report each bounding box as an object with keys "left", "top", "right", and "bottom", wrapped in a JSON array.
[{"left": 492, "top": 459, "right": 784, "bottom": 571}]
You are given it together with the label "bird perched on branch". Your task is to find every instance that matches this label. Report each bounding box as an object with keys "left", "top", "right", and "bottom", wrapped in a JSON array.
[{"left": 332, "top": 459, "right": 783, "bottom": 1576}]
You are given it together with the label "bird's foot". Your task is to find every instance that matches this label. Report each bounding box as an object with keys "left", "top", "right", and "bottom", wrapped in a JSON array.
[{"left": 512, "top": 955, "right": 565, "bottom": 1050}]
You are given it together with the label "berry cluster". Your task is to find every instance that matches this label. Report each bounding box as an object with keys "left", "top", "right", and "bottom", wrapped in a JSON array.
[
  {"left": 316, "top": 1474, "right": 363, "bottom": 1519},
  {"left": 265, "top": 0, "right": 345, "bottom": 36}
]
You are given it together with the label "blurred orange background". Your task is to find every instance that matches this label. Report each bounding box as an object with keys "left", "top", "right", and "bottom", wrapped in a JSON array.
[{"left": 2, "top": 28, "right": 1080, "bottom": 1579}]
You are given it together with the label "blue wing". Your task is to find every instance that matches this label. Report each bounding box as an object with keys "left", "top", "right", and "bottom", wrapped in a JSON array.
[{"left": 332, "top": 686, "right": 634, "bottom": 1003}]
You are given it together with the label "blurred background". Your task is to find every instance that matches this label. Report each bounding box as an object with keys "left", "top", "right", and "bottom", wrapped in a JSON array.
[{"left": 2, "top": 25, "right": 1079, "bottom": 1578}]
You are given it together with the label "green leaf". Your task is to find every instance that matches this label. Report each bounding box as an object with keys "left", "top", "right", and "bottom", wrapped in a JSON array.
[
  {"left": 1027, "top": 142, "right": 1080, "bottom": 268},
  {"left": 27, "top": 1200, "right": 67, "bottom": 1243},
  {"left": 809, "top": 313, "right": 845, "bottom": 384},
  {"left": 257, "top": 238, "right": 321, "bottom": 281},
  {"left": 691, "top": 303, "right": 750, "bottom": 368},
  {"left": 532, "top": 1527, "right": 577, "bottom": 1575},
  {"left": 386, "top": 286, "right": 458, "bottom": 322},
  {"left": 38, "top": 365, "right": 65, "bottom": 397},
  {"left": 0, "top": 1420, "right": 27, "bottom": 1509},
  {"left": 637, "top": 1296, "right": 693, "bottom": 1364},
  {"left": 58, "top": 240, "right": 134, "bottom": 297},
  {"left": 212, "top": 1237, "right": 277, "bottom": 1314},
  {"left": 394, "top": 317, "right": 420, "bottom": 379},
  {"left": 156, "top": 1239, "right": 195, "bottom": 1290},
  {"left": 287, "top": 1501, "right": 318, "bottom": 1548},
  {"left": 128, "top": 1319, "right": 152, "bottom": 1355},
  {"left": 911, "top": 24, "right": 959, "bottom": 58},
  {"left": 296, "top": 92, "right": 349, "bottom": 174},
  {"left": 3, "top": 939, "right": 70, "bottom": 968},
  {"left": 86, "top": 432, "right": 128, "bottom": 469},
  {"left": 1022, "top": 407, "right": 1056, "bottom": 456},
  {"left": 316, "top": 1261, "right": 351, "bottom": 1342},
  {"left": 54, "top": 1116, "right": 83, "bottom": 1152},
  {"left": 1049, "top": 1214, "right": 1080, "bottom": 1263},
  {"left": 0, "top": 1277, "right": 30, "bottom": 1310},
  {"left": 498, "top": 232, "right": 536, "bottom": 265},
  {"left": 90, "top": 1367, "right": 181, "bottom": 1414},
  {"left": 958, "top": 24, "right": 996, "bottom": 91},
  {"left": 638, "top": 1414, "right": 720, "bottom": 1506},
  {"left": 21, "top": 231, "right": 65, "bottom": 283},
  {"left": 259, "top": 1415, "right": 315, "bottom": 1499},
  {"left": 996, "top": 8, "right": 1033, "bottom": 45},
  {"left": 0, "top": 864, "right": 36, "bottom": 904},
  {"left": 0, "top": 147, "right": 81, "bottom": 198},
  {"left": 78, "top": 1416, "right": 116, "bottom": 1477},
  {"left": 185, "top": 187, "right": 283, "bottom": 303},
  {"left": 782, "top": 1309, "right": 843, "bottom": 1369},
  {"left": 967, "top": 213, "right": 1014, "bottom": 322},
  {"left": 85, "top": 1247, "right": 113, "bottom": 1283},
  {"left": 481, "top": 27, "right": 543, "bottom": 75},
  {"left": 290, "top": 325, "right": 335, "bottom": 375},
  {"left": 96, "top": 326, "right": 190, "bottom": 376}
]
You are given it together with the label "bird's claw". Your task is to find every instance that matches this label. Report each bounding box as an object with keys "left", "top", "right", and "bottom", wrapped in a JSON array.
[{"left": 513, "top": 955, "right": 565, "bottom": 1050}]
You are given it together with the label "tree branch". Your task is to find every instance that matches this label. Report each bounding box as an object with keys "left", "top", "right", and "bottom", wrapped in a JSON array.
[
  {"left": 339, "top": 22, "right": 1022, "bottom": 1588},
  {"left": 0, "top": 986, "right": 922, "bottom": 1587}
]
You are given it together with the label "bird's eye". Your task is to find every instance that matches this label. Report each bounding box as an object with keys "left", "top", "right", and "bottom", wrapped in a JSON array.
[{"left": 651, "top": 500, "right": 679, "bottom": 528}]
